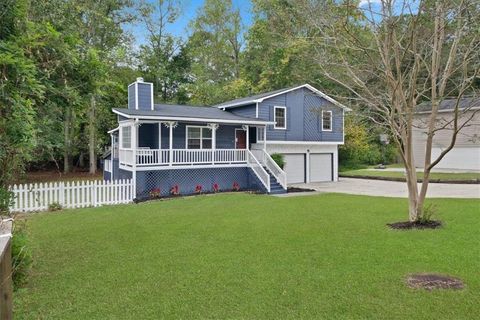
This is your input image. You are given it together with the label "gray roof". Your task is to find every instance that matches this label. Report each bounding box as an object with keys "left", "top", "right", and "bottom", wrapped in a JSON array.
[
  {"left": 416, "top": 97, "right": 480, "bottom": 112},
  {"left": 112, "top": 104, "right": 273, "bottom": 125},
  {"left": 213, "top": 86, "right": 299, "bottom": 108}
]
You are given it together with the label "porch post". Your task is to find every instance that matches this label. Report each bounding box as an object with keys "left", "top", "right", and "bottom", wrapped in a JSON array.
[
  {"left": 169, "top": 122, "right": 173, "bottom": 166},
  {"left": 110, "top": 134, "right": 114, "bottom": 181},
  {"left": 242, "top": 124, "right": 250, "bottom": 150},
  {"left": 158, "top": 122, "right": 162, "bottom": 150},
  {"left": 132, "top": 120, "right": 139, "bottom": 198},
  {"left": 263, "top": 124, "right": 267, "bottom": 151},
  {"left": 208, "top": 123, "right": 219, "bottom": 164}
]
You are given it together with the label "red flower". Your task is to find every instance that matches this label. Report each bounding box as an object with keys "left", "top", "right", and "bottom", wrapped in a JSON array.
[
  {"left": 149, "top": 188, "right": 161, "bottom": 198},
  {"left": 195, "top": 184, "right": 203, "bottom": 194},
  {"left": 212, "top": 183, "right": 220, "bottom": 192},
  {"left": 170, "top": 185, "right": 180, "bottom": 195},
  {"left": 232, "top": 182, "right": 240, "bottom": 191}
]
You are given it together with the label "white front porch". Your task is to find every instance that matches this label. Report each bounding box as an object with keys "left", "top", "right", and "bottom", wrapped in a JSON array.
[
  {"left": 115, "top": 120, "right": 267, "bottom": 171},
  {"left": 110, "top": 119, "right": 285, "bottom": 193},
  {"left": 119, "top": 148, "right": 248, "bottom": 169}
]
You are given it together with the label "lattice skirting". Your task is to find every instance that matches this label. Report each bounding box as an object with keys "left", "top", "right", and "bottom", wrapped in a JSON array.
[{"left": 135, "top": 167, "right": 265, "bottom": 199}]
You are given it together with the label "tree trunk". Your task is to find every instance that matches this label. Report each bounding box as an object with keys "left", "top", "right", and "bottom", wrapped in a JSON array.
[
  {"left": 78, "top": 152, "right": 85, "bottom": 168},
  {"left": 89, "top": 94, "right": 97, "bottom": 174},
  {"left": 63, "top": 106, "right": 72, "bottom": 173}
]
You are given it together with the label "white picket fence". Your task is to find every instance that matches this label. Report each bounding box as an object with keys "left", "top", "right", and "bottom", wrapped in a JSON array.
[{"left": 9, "top": 179, "right": 134, "bottom": 212}]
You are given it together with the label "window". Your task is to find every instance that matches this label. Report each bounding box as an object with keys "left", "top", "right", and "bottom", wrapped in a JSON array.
[
  {"left": 274, "top": 106, "right": 286, "bottom": 129},
  {"left": 257, "top": 127, "right": 265, "bottom": 141},
  {"left": 322, "top": 111, "right": 332, "bottom": 131},
  {"left": 121, "top": 126, "right": 131, "bottom": 148},
  {"left": 187, "top": 126, "right": 212, "bottom": 149}
]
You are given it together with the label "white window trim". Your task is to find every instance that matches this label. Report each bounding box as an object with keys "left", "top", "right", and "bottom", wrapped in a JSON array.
[
  {"left": 274, "top": 106, "right": 287, "bottom": 130},
  {"left": 257, "top": 127, "right": 265, "bottom": 141},
  {"left": 185, "top": 125, "right": 212, "bottom": 149},
  {"left": 322, "top": 110, "right": 333, "bottom": 132},
  {"left": 120, "top": 126, "right": 132, "bottom": 149}
]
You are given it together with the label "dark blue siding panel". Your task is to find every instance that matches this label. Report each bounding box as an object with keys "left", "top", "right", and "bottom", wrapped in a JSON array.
[
  {"left": 303, "top": 90, "right": 343, "bottom": 142},
  {"left": 215, "top": 125, "right": 239, "bottom": 148},
  {"left": 128, "top": 85, "right": 136, "bottom": 109},
  {"left": 256, "top": 87, "right": 343, "bottom": 142},
  {"left": 229, "top": 104, "right": 257, "bottom": 118},
  {"left": 159, "top": 123, "right": 240, "bottom": 149},
  {"left": 109, "top": 159, "right": 133, "bottom": 181},
  {"left": 137, "top": 82, "right": 152, "bottom": 110},
  {"left": 135, "top": 167, "right": 265, "bottom": 198}
]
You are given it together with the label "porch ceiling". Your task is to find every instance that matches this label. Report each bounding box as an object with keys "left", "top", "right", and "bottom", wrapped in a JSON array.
[{"left": 113, "top": 105, "right": 273, "bottom": 126}]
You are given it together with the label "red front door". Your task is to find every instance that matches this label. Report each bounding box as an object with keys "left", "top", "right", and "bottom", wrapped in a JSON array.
[{"left": 235, "top": 130, "right": 246, "bottom": 149}]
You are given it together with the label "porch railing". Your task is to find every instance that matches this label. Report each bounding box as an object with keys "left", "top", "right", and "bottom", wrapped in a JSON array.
[
  {"left": 247, "top": 150, "right": 270, "bottom": 192},
  {"left": 120, "top": 148, "right": 248, "bottom": 166},
  {"left": 252, "top": 149, "right": 287, "bottom": 189}
]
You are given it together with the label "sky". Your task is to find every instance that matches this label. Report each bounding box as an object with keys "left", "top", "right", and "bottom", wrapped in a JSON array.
[{"left": 125, "top": 0, "right": 254, "bottom": 48}]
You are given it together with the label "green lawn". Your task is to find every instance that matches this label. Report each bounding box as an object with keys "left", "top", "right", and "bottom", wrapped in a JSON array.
[
  {"left": 15, "top": 193, "right": 480, "bottom": 319},
  {"left": 340, "top": 169, "right": 480, "bottom": 182}
]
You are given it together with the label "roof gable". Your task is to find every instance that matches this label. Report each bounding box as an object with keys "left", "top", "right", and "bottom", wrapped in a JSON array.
[{"left": 214, "top": 84, "right": 351, "bottom": 111}]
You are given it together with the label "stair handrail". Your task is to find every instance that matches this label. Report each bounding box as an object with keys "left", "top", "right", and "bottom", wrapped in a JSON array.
[
  {"left": 262, "top": 150, "right": 287, "bottom": 189},
  {"left": 247, "top": 150, "right": 271, "bottom": 192}
]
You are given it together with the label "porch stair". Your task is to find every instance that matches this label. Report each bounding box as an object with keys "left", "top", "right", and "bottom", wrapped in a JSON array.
[{"left": 265, "top": 167, "right": 287, "bottom": 194}]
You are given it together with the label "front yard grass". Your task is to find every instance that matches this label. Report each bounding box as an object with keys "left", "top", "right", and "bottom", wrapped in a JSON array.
[
  {"left": 15, "top": 193, "right": 480, "bottom": 319},
  {"left": 341, "top": 168, "right": 480, "bottom": 182}
]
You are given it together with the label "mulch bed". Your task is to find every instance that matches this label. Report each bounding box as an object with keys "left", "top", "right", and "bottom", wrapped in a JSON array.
[
  {"left": 387, "top": 220, "right": 442, "bottom": 230},
  {"left": 134, "top": 189, "right": 263, "bottom": 203},
  {"left": 287, "top": 187, "right": 316, "bottom": 193},
  {"left": 406, "top": 273, "right": 464, "bottom": 291}
]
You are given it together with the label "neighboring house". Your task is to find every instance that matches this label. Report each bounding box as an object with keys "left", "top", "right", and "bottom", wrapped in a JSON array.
[
  {"left": 413, "top": 97, "right": 480, "bottom": 171},
  {"left": 103, "top": 78, "right": 349, "bottom": 198}
]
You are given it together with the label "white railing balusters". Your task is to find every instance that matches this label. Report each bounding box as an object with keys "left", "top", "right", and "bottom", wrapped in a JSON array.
[
  {"left": 120, "top": 148, "right": 248, "bottom": 167},
  {"left": 247, "top": 150, "right": 270, "bottom": 192}
]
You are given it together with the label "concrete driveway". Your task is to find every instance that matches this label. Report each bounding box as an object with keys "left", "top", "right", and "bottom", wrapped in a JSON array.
[{"left": 292, "top": 178, "right": 480, "bottom": 199}]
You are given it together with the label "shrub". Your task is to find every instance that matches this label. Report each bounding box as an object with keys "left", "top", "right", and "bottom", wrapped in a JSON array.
[
  {"left": 340, "top": 116, "right": 398, "bottom": 167},
  {"left": 170, "top": 185, "right": 179, "bottom": 195},
  {"left": 0, "top": 187, "right": 13, "bottom": 216},
  {"left": 12, "top": 222, "right": 32, "bottom": 290},
  {"left": 149, "top": 188, "right": 161, "bottom": 199},
  {"left": 270, "top": 153, "right": 285, "bottom": 169},
  {"left": 48, "top": 202, "right": 63, "bottom": 211},
  {"left": 195, "top": 184, "right": 202, "bottom": 194},
  {"left": 212, "top": 183, "right": 220, "bottom": 193},
  {"left": 420, "top": 203, "right": 438, "bottom": 223}
]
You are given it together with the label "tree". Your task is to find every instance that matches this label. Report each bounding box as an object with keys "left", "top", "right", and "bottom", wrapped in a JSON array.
[
  {"left": 137, "top": 0, "right": 191, "bottom": 103},
  {"left": 187, "top": 0, "right": 244, "bottom": 104},
  {"left": 295, "top": 0, "right": 479, "bottom": 221},
  {"left": 74, "top": 0, "right": 134, "bottom": 174},
  {"left": 0, "top": 0, "right": 42, "bottom": 213}
]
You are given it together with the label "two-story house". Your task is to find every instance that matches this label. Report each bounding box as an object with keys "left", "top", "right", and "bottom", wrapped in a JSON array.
[{"left": 103, "top": 78, "right": 349, "bottom": 198}]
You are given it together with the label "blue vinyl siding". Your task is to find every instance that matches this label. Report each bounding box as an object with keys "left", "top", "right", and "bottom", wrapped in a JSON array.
[
  {"left": 137, "top": 82, "right": 152, "bottom": 110},
  {"left": 157, "top": 123, "right": 241, "bottom": 149},
  {"left": 128, "top": 82, "right": 152, "bottom": 110},
  {"left": 128, "top": 84, "right": 136, "bottom": 109},
  {"left": 229, "top": 104, "right": 256, "bottom": 118},
  {"left": 257, "top": 87, "right": 343, "bottom": 142}
]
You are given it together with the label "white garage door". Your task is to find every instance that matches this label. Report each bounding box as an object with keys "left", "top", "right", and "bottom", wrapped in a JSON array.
[
  {"left": 431, "top": 147, "right": 480, "bottom": 171},
  {"left": 284, "top": 154, "right": 305, "bottom": 184},
  {"left": 310, "top": 153, "right": 333, "bottom": 182}
]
